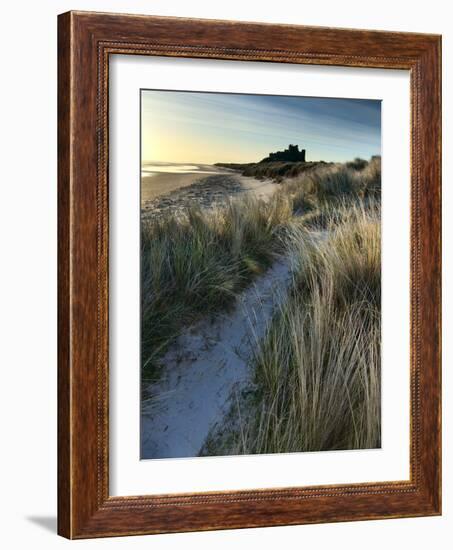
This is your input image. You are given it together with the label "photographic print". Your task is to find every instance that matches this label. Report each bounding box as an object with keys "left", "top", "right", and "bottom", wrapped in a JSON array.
[
  {"left": 58, "top": 13, "right": 441, "bottom": 537},
  {"left": 140, "top": 90, "right": 382, "bottom": 460}
]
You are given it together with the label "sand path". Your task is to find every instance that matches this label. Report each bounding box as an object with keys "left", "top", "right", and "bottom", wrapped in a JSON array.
[
  {"left": 140, "top": 256, "right": 293, "bottom": 460},
  {"left": 236, "top": 174, "right": 280, "bottom": 201}
]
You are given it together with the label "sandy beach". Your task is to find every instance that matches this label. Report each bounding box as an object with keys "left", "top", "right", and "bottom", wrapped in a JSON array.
[
  {"left": 141, "top": 163, "right": 232, "bottom": 203},
  {"left": 142, "top": 172, "right": 204, "bottom": 202},
  {"left": 141, "top": 163, "right": 279, "bottom": 219}
]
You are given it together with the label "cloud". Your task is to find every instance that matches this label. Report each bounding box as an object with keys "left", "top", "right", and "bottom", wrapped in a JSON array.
[{"left": 142, "top": 90, "right": 381, "bottom": 163}]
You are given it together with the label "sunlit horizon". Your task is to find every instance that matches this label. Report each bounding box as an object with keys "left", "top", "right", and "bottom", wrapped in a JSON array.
[{"left": 141, "top": 90, "right": 381, "bottom": 165}]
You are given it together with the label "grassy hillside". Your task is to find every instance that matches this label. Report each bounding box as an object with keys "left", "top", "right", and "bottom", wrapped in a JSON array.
[
  {"left": 216, "top": 155, "right": 380, "bottom": 184},
  {"left": 215, "top": 160, "right": 327, "bottom": 182}
]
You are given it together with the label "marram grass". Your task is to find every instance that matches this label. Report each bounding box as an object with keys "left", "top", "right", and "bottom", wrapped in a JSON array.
[
  {"left": 227, "top": 201, "right": 381, "bottom": 453},
  {"left": 141, "top": 194, "right": 292, "bottom": 376}
]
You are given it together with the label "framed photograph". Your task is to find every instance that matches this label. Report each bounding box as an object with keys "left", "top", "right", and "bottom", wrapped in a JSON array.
[{"left": 58, "top": 11, "right": 441, "bottom": 538}]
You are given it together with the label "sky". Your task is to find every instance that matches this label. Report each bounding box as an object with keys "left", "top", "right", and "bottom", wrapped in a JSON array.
[{"left": 141, "top": 90, "right": 381, "bottom": 165}]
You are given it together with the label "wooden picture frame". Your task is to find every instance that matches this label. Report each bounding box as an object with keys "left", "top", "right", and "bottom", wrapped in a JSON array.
[{"left": 58, "top": 10, "right": 441, "bottom": 539}]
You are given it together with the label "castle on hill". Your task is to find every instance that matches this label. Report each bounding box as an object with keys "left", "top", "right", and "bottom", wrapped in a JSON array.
[{"left": 260, "top": 144, "right": 306, "bottom": 163}]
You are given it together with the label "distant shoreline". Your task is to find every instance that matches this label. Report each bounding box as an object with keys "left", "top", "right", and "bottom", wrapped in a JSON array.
[
  {"left": 140, "top": 160, "right": 331, "bottom": 214},
  {"left": 140, "top": 160, "right": 326, "bottom": 205}
]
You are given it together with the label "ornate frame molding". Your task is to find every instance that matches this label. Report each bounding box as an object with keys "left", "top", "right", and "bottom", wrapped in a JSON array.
[{"left": 58, "top": 11, "right": 441, "bottom": 538}]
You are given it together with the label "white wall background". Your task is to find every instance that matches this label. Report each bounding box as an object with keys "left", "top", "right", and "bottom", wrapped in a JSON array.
[{"left": 0, "top": 0, "right": 450, "bottom": 548}]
